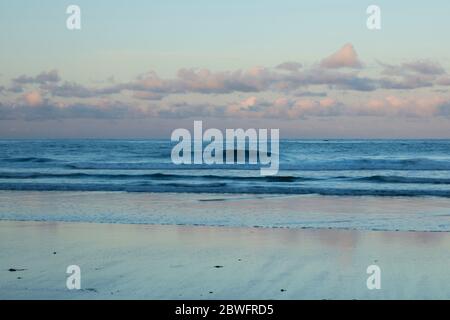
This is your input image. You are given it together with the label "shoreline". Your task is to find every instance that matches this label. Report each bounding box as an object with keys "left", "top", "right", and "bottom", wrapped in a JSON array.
[
  {"left": 1, "top": 220, "right": 450, "bottom": 299},
  {"left": 1, "top": 191, "right": 450, "bottom": 232}
]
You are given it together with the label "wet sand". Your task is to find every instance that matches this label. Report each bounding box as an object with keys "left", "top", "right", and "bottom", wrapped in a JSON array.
[
  {"left": 1, "top": 191, "right": 450, "bottom": 232},
  {"left": 0, "top": 220, "right": 449, "bottom": 299}
]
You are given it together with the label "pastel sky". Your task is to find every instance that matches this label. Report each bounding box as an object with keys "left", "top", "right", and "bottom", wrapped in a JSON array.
[{"left": 1, "top": 0, "right": 450, "bottom": 138}]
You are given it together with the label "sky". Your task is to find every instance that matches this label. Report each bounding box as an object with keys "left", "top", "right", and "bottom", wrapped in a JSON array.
[{"left": 1, "top": 0, "right": 450, "bottom": 138}]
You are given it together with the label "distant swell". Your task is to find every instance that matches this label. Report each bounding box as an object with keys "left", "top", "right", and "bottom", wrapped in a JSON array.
[{"left": 64, "top": 158, "right": 450, "bottom": 171}]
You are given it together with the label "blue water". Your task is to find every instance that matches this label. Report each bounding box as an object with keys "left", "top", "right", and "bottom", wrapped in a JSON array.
[{"left": 0, "top": 139, "right": 450, "bottom": 197}]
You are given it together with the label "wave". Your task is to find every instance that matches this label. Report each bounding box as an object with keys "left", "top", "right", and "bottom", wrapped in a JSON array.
[
  {"left": 353, "top": 175, "right": 450, "bottom": 184},
  {"left": 0, "top": 171, "right": 314, "bottom": 182},
  {"left": 2, "top": 170, "right": 450, "bottom": 185},
  {"left": 291, "top": 158, "right": 450, "bottom": 171},
  {"left": 2, "top": 170, "right": 450, "bottom": 190},
  {"left": 0, "top": 182, "right": 449, "bottom": 197},
  {"left": 64, "top": 158, "right": 450, "bottom": 171},
  {"left": 2, "top": 157, "right": 56, "bottom": 163}
]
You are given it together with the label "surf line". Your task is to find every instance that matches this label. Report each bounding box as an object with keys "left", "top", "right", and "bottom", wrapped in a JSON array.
[{"left": 171, "top": 120, "right": 279, "bottom": 176}]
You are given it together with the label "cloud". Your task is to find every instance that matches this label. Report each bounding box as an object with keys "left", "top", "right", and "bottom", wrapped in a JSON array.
[
  {"left": 436, "top": 77, "right": 450, "bottom": 86},
  {"left": 276, "top": 97, "right": 341, "bottom": 118},
  {"left": 2, "top": 92, "right": 450, "bottom": 121},
  {"left": 37, "top": 67, "right": 377, "bottom": 99},
  {"left": 149, "top": 96, "right": 354, "bottom": 120},
  {"left": 293, "top": 90, "right": 327, "bottom": 97},
  {"left": 7, "top": 84, "right": 25, "bottom": 93},
  {"left": 157, "top": 102, "right": 225, "bottom": 119},
  {"left": 48, "top": 82, "right": 98, "bottom": 98},
  {"left": 284, "top": 68, "right": 377, "bottom": 91},
  {"left": 100, "top": 67, "right": 282, "bottom": 96},
  {"left": 378, "top": 76, "right": 433, "bottom": 90},
  {"left": 320, "top": 43, "right": 363, "bottom": 69},
  {"left": 7, "top": 44, "right": 450, "bottom": 103},
  {"left": 175, "top": 67, "right": 281, "bottom": 93},
  {"left": 380, "top": 60, "right": 446, "bottom": 78},
  {"left": 13, "top": 70, "right": 60, "bottom": 84},
  {"left": 376, "top": 59, "right": 448, "bottom": 90},
  {"left": 132, "top": 91, "right": 165, "bottom": 100},
  {"left": 44, "top": 80, "right": 124, "bottom": 98},
  {"left": 2, "top": 44, "right": 450, "bottom": 124},
  {"left": 359, "top": 96, "right": 448, "bottom": 118},
  {"left": 276, "top": 61, "right": 303, "bottom": 72},
  {"left": 403, "top": 60, "right": 445, "bottom": 75},
  {"left": 221, "top": 95, "right": 450, "bottom": 120},
  {"left": 22, "top": 91, "right": 43, "bottom": 106},
  {"left": 0, "top": 100, "right": 143, "bottom": 121}
]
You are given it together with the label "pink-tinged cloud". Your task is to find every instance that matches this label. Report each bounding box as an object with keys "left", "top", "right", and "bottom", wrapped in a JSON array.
[
  {"left": 22, "top": 91, "right": 43, "bottom": 106},
  {"left": 437, "top": 77, "right": 450, "bottom": 86},
  {"left": 221, "top": 95, "right": 450, "bottom": 120},
  {"left": 225, "top": 96, "right": 259, "bottom": 116},
  {"left": 240, "top": 96, "right": 257, "bottom": 107},
  {"left": 320, "top": 43, "right": 362, "bottom": 69},
  {"left": 364, "top": 96, "right": 448, "bottom": 117}
]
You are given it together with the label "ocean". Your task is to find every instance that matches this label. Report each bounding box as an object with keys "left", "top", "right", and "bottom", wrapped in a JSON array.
[
  {"left": 0, "top": 139, "right": 450, "bottom": 231},
  {"left": 1, "top": 139, "right": 450, "bottom": 196}
]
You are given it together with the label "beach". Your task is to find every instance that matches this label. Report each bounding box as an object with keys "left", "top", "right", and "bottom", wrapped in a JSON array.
[
  {"left": 0, "top": 140, "right": 449, "bottom": 300},
  {"left": 2, "top": 0, "right": 450, "bottom": 304},
  {"left": 1, "top": 220, "right": 449, "bottom": 300}
]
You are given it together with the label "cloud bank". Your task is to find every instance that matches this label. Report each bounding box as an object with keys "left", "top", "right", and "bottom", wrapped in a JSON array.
[{"left": 1, "top": 43, "right": 450, "bottom": 123}]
